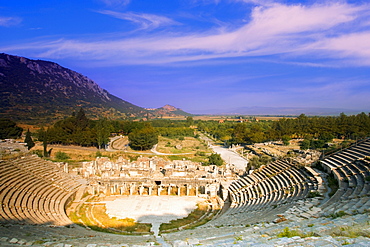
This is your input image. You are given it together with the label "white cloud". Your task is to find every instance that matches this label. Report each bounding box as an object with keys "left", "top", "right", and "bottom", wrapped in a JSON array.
[
  {"left": 97, "top": 10, "right": 180, "bottom": 30},
  {"left": 99, "top": 0, "right": 131, "bottom": 7},
  {"left": 311, "top": 31, "right": 370, "bottom": 65},
  {"left": 0, "top": 16, "right": 21, "bottom": 27},
  {"left": 3, "top": 2, "right": 370, "bottom": 66}
]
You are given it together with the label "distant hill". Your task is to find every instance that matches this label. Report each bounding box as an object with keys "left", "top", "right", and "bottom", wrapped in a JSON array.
[
  {"left": 146, "top": 104, "right": 192, "bottom": 118},
  {"left": 193, "top": 106, "right": 365, "bottom": 116},
  {"left": 0, "top": 53, "right": 149, "bottom": 123}
]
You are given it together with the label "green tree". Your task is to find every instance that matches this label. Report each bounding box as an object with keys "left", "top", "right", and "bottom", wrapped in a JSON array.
[
  {"left": 75, "top": 108, "right": 89, "bottom": 130},
  {"left": 94, "top": 118, "right": 112, "bottom": 149},
  {"left": 282, "top": 135, "right": 291, "bottom": 146},
  {"left": 248, "top": 155, "right": 272, "bottom": 169},
  {"left": 38, "top": 127, "right": 51, "bottom": 157},
  {"left": 232, "top": 123, "right": 248, "bottom": 144},
  {"left": 0, "top": 119, "right": 23, "bottom": 139},
  {"left": 186, "top": 116, "right": 194, "bottom": 126},
  {"left": 128, "top": 126, "right": 158, "bottom": 151},
  {"left": 300, "top": 139, "right": 311, "bottom": 150},
  {"left": 208, "top": 153, "right": 224, "bottom": 166},
  {"left": 24, "top": 129, "right": 35, "bottom": 150}
]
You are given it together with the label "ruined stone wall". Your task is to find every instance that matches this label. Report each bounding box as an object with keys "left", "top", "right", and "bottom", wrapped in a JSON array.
[{"left": 80, "top": 156, "right": 237, "bottom": 199}]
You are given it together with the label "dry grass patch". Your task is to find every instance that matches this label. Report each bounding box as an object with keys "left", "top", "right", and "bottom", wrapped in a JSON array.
[
  {"left": 32, "top": 143, "right": 138, "bottom": 162},
  {"left": 159, "top": 200, "right": 215, "bottom": 232},
  {"left": 328, "top": 223, "right": 370, "bottom": 238},
  {"left": 69, "top": 201, "right": 152, "bottom": 235},
  {"left": 157, "top": 136, "right": 209, "bottom": 154},
  {"left": 92, "top": 204, "right": 152, "bottom": 233},
  {"left": 32, "top": 143, "right": 100, "bottom": 160}
]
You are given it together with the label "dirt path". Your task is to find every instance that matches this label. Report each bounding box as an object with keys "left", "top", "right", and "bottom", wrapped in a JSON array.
[{"left": 107, "top": 136, "right": 194, "bottom": 156}]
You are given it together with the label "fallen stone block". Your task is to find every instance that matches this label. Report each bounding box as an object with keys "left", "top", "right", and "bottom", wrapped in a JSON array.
[
  {"left": 300, "top": 213, "right": 311, "bottom": 219},
  {"left": 17, "top": 239, "right": 27, "bottom": 245},
  {"left": 187, "top": 238, "right": 199, "bottom": 245},
  {"left": 43, "top": 242, "right": 56, "bottom": 246},
  {"left": 172, "top": 240, "right": 189, "bottom": 247},
  {"left": 9, "top": 238, "right": 18, "bottom": 244},
  {"left": 0, "top": 237, "right": 8, "bottom": 242}
]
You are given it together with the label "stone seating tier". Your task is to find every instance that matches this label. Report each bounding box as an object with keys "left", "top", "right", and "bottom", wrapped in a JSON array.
[
  {"left": 0, "top": 155, "right": 81, "bottom": 225},
  {"left": 319, "top": 140, "right": 370, "bottom": 216},
  {"left": 213, "top": 160, "right": 317, "bottom": 226}
]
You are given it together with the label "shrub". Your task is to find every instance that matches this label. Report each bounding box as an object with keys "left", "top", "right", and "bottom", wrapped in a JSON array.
[
  {"left": 96, "top": 150, "right": 102, "bottom": 157},
  {"left": 308, "top": 191, "right": 321, "bottom": 198},
  {"left": 32, "top": 150, "right": 43, "bottom": 157},
  {"left": 330, "top": 210, "right": 347, "bottom": 219},
  {"left": 277, "top": 227, "right": 304, "bottom": 238},
  {"left": 196, "top": 151, "right": 206, "bottom": 156},
  {"left": 55, "top": 151, "right": 70, "bottom": 160}
]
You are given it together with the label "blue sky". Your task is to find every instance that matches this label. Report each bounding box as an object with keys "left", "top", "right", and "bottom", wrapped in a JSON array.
[{"left": 1, "top": 0, "right": 370, "bottom": 114}]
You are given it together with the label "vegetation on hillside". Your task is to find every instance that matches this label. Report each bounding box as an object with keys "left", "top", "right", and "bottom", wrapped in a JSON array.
[
  {"left": 197, "top": 113, "right": 370, "bottom": 149},
  {"left": 38, "top": 108, "right": 112, "bottom": 149},
  {"left": 0, "top": 53, "right": 148, "bottom": 123},
  {"left": 8, "top": 111, "right": 370, "bottom": 157},
  {"left": 0, "top": 119, "right": 23, "bottom": 139}
]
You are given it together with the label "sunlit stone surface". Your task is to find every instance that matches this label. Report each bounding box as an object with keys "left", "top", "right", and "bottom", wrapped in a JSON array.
[{"left": 103, "top": 195, "right": 204, "bottom": 236}]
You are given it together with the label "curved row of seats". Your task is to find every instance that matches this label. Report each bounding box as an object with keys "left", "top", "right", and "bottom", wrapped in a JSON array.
[
  {"left": 320, "top": 139, "right": 370, "bottom": 215},
  {"left": 0, "top": 155, "right": 81, "bottom": 225},
  {"left": 208, "top": 160, "right": 318, "bottom": 226}
]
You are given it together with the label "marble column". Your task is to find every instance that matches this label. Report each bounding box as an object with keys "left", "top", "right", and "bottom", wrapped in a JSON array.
[
  {"left": 139, "top": 186, "right": 144, "bottom": 195},
  {"left": 130, "top": 184, "right": 134, "bottom": 195}
]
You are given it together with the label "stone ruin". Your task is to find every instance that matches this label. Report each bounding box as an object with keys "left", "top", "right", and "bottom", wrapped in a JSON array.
[{"left": 78, "top": 156, "right": 238, "bottom": 200}]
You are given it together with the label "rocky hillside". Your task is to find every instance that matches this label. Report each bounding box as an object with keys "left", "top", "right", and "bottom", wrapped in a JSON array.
[
  {"left": 0, "top": 53, "right": 148, "bottom": 123},
  {"left": 146, "top": 104, "right": 192, "bottom": 118}
]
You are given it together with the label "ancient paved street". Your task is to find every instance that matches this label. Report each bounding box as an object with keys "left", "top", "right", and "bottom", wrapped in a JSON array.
[
  {"left": 200, "top": 133, "right": 248, "bottom": 170},
  {"left": 211, "top": 145, "right": 248, "bottom": 170}
]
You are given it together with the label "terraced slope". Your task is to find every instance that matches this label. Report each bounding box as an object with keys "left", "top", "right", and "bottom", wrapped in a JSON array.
[{"left": 0, "top": 155, "right": 81, "bottom": 225}]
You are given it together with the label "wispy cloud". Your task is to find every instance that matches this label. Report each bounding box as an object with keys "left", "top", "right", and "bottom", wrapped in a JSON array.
[
  {"left": 311, "top": 31, "right": 370, "bottom": 66},
  {"left": 99, "top": 0, "right": 131, "bottom": 7},
  {"left": 0, "top": 16, "right": 21, "bottom": 27},
  {"left": 97, "top": 10, "right": 180, "bottom": 30},
  {"left": 3, "top": 2, "right": 370, "bottom": 67}
]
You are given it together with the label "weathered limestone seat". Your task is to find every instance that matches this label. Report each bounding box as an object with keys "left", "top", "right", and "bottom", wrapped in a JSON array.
[
  {"left": 208, "top": 160, "right": 318, "bottom": 226},
  {"left": 0, "top": 155, "right": 81, "bottom": 225},
  {"left": 320, "top": 139, "right": 370, "bottom": 215}
]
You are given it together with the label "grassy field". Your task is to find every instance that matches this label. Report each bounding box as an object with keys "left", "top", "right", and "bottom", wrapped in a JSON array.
[
  {"left": 156, "top": 136, "right": 209, "bottom": 153},
  {"left": 29, "top": 133, "right": 212, "bottom": 165}
]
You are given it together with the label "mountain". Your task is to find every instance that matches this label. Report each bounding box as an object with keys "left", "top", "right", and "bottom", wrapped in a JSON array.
[
  {"left": 0, "top": 53, "right": 149, "bottom": 123},
  {"left": 145, "top": 104, "right": 192, "bottom": 117}
]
